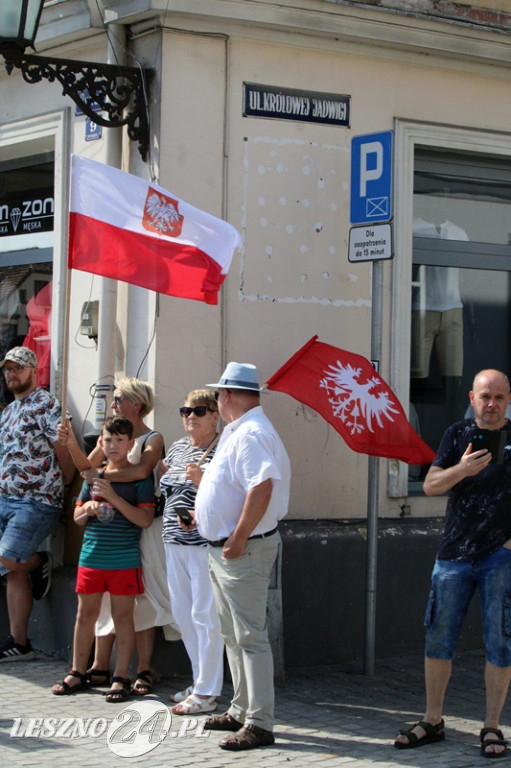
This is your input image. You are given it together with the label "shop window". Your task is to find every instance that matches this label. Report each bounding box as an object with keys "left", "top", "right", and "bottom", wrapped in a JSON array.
[
  {"left": 0, "top": 154, "right": 54, "bottom": 407},
  {"left": 408, "top": 149, "right": 511, "bottom": 490}
]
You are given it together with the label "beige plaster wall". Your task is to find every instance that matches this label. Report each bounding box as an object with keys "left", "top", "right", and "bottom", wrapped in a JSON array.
[
  {"left": 155, "top": 30, "right": 511, "bottom": 519},
  {"left": 154, "top": 33, "right": 228, "bottom": 443}
]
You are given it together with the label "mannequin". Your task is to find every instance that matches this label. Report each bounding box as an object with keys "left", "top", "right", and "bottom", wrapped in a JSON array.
[{"left": 411, "top": 218, "right": 467, "bottom": 429}]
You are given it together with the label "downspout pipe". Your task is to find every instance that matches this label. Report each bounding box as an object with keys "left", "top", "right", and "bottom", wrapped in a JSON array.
[{"left": 95, "top": 23, "right": 126, "bottom": 411}]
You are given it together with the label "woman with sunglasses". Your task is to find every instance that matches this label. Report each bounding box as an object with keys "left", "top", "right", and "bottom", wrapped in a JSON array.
[
  {"left": 160, "top": 389, "right": 224, "bottom": 715},
  {"left": 59, "top": 378, "right": 176, "bottom": 699}
]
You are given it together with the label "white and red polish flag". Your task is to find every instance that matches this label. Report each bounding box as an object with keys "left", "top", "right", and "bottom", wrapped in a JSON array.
[
  {"left": 68, "top": 155, "right": 242, "bottom": 305},
  {"left": 266, "top": 335, "right": 436, "bottom": 465}
]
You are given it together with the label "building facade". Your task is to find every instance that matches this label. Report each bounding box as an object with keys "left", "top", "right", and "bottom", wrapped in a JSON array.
[{"left": 1, "top": 0, "right": 511, "bottom": 668}]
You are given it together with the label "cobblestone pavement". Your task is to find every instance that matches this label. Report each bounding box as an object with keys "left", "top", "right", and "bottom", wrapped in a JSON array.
[{"left": 0, "top": 649, "right": 509, "bottom": 767}]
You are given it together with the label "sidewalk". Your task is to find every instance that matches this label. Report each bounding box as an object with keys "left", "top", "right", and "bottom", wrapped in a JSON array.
[{"left": 0, "top": 648, "right": 508, "bottom": 767}]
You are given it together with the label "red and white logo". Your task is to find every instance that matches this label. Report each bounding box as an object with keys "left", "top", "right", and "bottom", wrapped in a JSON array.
[{"left": 143, "top": 187, "right": 184, "bottom": 237}]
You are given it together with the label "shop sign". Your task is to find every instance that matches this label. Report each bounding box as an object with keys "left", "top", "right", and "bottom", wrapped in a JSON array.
[
  {"left": 243, "top": 83, "right": 350, "bottom": 127},
  {"left": 0, "top": 188, "right": 54, "bottom": 237}
]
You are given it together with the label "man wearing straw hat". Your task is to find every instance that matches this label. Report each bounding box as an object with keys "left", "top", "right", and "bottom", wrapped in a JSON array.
[
  {"left": 195, "top": 362, "right": 291, "bottom": 751},
  {"left": 0, "top": 347, "right": 75, "bottom": 661}
]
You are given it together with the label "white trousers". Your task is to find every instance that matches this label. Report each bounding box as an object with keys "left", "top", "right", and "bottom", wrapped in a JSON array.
[{"left": 164, "top": 543, "right": 224, "bottom": 696}]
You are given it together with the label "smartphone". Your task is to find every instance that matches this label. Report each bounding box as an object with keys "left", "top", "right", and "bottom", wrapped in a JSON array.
[
  {"left": 470, "top": 428, "right": 506, "bottom": 465},
  {"left": 176, "top": 509, "right": 193, "bottom": 525}
]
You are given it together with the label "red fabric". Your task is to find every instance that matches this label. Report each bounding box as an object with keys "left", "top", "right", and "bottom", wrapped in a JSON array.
[
  {"left": 23, "top": 281, "right": 52, "bottom": 388},
  {"left": 266, "top": 336, "right": 436, "bottom": 465},
  {"left": 68, "top": 213, "right": 225, "bottom": 305}
]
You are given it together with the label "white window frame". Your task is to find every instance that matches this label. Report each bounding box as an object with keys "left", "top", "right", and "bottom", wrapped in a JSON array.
[
  {"left": 0, "top": 109, "right": 71, "bottom": 398},
  {"left": 389, "top": 119, "right": 511, "bottom": 498}
]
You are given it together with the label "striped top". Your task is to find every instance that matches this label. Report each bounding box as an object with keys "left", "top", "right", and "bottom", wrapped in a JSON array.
[
  {"left": 76, "top": 476, "right": 155, "bottom": 569},
  {"left": 161, "top": 436, "right": 217, "bottom": 547}
]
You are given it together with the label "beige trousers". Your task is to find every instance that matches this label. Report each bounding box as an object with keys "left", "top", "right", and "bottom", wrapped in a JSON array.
[{"left": 208, "top": 533, "right": 279, "bottom": 732}]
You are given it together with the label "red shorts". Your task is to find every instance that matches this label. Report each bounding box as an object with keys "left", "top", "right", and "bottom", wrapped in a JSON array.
[{"left": 76, "top": 566, "right": 144, "bottom": 596}]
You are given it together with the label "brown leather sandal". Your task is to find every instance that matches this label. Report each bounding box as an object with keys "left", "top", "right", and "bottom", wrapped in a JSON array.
[
  {"left": 219, "top": 724, "right": 275, "bottom": 750},
  {"left": 204, "top": 712, "right": 243, "bottom": 731}
]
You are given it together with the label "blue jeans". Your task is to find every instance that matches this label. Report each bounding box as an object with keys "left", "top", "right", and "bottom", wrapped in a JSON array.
[
  {"left": 425, "top": 548, "right": 511, "bottom": 668},
  {"left": 0, "top": 497, "right": 61, "bottom": 576}
]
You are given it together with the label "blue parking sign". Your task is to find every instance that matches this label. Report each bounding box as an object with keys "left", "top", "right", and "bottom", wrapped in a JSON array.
[{"left": 350, "top": 131, "right": 393, "bottom": 224}]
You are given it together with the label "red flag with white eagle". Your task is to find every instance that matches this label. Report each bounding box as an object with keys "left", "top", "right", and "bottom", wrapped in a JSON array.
[
  {"left": 68, "top": 155, "right": 242, "bottom": 305},
  {"left": 265, "top": 336, "right": 436, "bottom": 465}
]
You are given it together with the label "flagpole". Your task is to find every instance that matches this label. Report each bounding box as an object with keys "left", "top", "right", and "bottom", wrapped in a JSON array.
[
  {"left": 55, "top": 145, "right": 71, "bottom": 426},
  {"left": 364, "top": 259, "right": 383, "bottom": 675},
  {"left": 59, "top": 267, "right": 72, "bottom": 421}
]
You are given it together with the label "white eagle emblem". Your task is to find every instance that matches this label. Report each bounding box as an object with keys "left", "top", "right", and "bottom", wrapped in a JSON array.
[
  {"left": 319, "top": 361, "right": 400, "bottom": 435},
  {"left": 143, "top": 191, "right": 183, "bottom": 236}
]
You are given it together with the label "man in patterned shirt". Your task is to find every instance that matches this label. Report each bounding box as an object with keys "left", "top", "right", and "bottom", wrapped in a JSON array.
[{"left": 0, "top": 347, "right": 75, "bottom": 661}]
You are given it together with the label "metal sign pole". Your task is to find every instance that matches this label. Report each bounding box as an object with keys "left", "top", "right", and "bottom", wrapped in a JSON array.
[
  {"left": 350, "top": 129, "right": 393, "bottom": 674},
  {"left": 364, "top": 258, "right": 383, "bottom": 675}
]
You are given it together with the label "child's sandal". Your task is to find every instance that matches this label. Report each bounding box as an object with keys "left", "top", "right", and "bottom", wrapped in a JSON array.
[
  {"left": 86, "top": 668, "right": 111, "bottom": 687},
  {"left": 52, "top": 669, "right": 89, "bottom": 696},
  {"left": 105, "top": 676, "right": 132, "bottom": 703},
  {"left": 132, "top": 670, "right": 153, "bottom": 696}
]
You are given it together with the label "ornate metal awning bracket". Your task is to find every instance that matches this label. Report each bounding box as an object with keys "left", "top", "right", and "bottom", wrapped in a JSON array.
[{"left": 2, "top": 45, "right": 154, "bottom": 160}]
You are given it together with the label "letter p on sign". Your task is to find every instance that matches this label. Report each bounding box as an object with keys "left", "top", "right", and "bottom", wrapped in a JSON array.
[
  {"left": 350, "top": 131, "right": 393, "bottom": 225},
  {"left": 360, "top": 142, "right": 383, "bottom": 197}
]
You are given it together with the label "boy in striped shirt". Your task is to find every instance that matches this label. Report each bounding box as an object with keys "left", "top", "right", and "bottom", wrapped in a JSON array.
[{"left": 52, "top": 416, "right": 155, "bottom": 702}]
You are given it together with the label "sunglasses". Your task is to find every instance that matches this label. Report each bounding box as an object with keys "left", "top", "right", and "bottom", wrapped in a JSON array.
[
  {"left": 180, "top": 406, "right": 212, "bottom": 418},
  {"left": 214, "top": 389, "right": 230, "bottom": 401},
  {"left": 113, "top": 395, "right": 124, "bottom": 406}
]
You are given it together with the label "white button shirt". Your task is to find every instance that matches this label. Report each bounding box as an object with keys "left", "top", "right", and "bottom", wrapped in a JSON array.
[{"left": 195, "top": 406, "right": 290, "bottom": 541}]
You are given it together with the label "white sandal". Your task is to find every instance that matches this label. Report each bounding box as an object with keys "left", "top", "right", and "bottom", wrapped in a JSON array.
[
  {"left": 168, "top": 684, "right": 193, "bottom": 703},
  {"left": 171, "top": 693, "right": 217, "bottom": 715}
]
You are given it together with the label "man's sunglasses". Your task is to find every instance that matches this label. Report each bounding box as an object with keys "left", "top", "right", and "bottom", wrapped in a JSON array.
[
  {"left": 214, "top": 389, "right": 231, "bottom": 400},
  {"left": 180, "top": 406, "right": 212, "bottom": 418}
]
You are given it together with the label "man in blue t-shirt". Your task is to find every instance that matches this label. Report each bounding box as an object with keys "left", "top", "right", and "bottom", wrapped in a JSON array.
[{"left": 395, "top": 369, "right": 511, "bottom": 758}]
